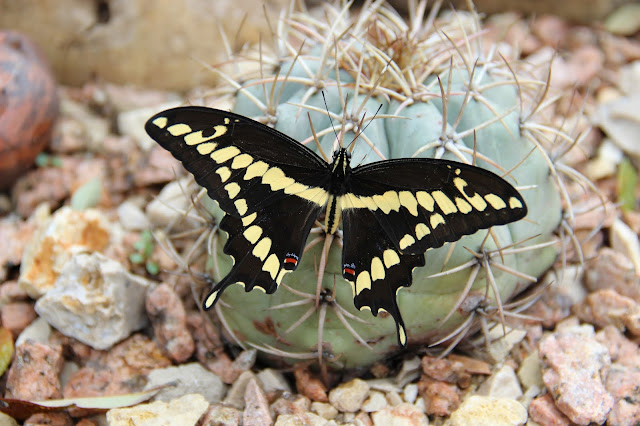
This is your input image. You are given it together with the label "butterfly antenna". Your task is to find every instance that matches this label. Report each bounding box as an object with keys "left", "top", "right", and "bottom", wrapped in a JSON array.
[
  {"left": 347, "top": 103, "right": 383, "bottom": 152},
  {"left": 322, "top": 91, "right": 341, "bottom": 149}
]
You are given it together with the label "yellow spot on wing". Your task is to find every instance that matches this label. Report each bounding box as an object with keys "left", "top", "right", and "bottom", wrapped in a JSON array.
[
  {"left": 244, "top": 161, "right": 269, "bottom": 180},
  {"left": 485, "top": 193, "right": 507, "bottom": 210},
  {"left": 167, "top": 123, "right": 192, "bottom": 136},
  {"left": 383, "top": 249, "right": 400, "bottom": 268},
  {"left": 430, "top": 213, "right": 445, "bottom": 229},
  {"left": 252, "top": 237, "right": 271, "bottom": 261},
  {"left": 398, "top": 324, "right": 407, "bottom": 346},
  {"left": 211, "top": 146, "right": 241, "bottom": 163},
  {"left": 342, "top": 193, "right": 367, "bottom": 209},
  {"left": 432, "top": 191, "right": 458, "bottom": 214},
  {"left": 262, "top": 254, "right": 280, "bottom": 279},
  {"left": 356, "top": 271, "right": 372, "bottom": 294},
  {"left": 224, "top": 182, "right": 241, "bottom": 199},
  {"left": 216, "top": 166, "right": 231, "bottom": 182},
  {"left": 243, "top": 225, "right": 262, "bottom": 244},
  {"left": 399, "top": 191, "right": 418, "bottom": 216},
  {"left": 185, "top": 126, "right": 227, "bottom": 145},
  {"left": 415, "top": 223, "right": 430, "bottom": 240},
  {"left": 416, "top": 191, "right": 435, "bottom": 212},
  {"left": 371, "top": 257, "right": 385, "bottom": 281},
  {"left": 295, "top": 187, "right": 329, "bottom": 206},
  {"left": 399, "top": 234, "right": 416, "bottom": 250},
  {"left": 263, "top": 167, "right": 295, "bottom": 191},
  {"left": 242, "top": 212, "right": 257, "bottom": 226},
  {"left": 231, "top": 153, "right": 253, "bottom": 169},
  {"left": 509, "top": 197, "right": 523, "bottom": 209},
  {"left": 235, "top": 199, "right": 248, "bottom": 215},
  {"left": 197, "top": 142, "right": 217, "bottom": 155},
  {"left": 276, "top": 269, "right": 289, "bottom": 284},
  {"left": 454, "top": 177, "right": 487, "bottom": 211},
  {"left": 455, "top": 197, "right": 473, "bottom": 214},
  {"left": 283, "top": 182, "right": 309, "bottom": 195},
  {"left": 152, "top": 117, "right": 168, "bottom": 129},
  {"left": 203, "top": 290, "right": 218, "bottom": 309}
]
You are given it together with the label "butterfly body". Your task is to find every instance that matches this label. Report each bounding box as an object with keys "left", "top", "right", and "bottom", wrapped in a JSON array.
[{"left": 146, "top": 106, "right": 528, "bottom": 346}]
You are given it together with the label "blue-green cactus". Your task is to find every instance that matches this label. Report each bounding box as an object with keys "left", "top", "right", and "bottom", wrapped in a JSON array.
[{"left": 185, "top": 2, "right": 566, "bottom": 368}]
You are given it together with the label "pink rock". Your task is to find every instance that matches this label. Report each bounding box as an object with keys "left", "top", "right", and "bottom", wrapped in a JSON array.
[
  {"left": 0, "top": 280, "right": 29, "bottom": 302},
  {"left": 6, "top": 341, "right": 63, "bottom": 400},
  {"left": 145, "top": 283, "right": 194, "bottom": 363},
  {"left": 421, "top": 355, "right": 468, "bottom": 384},
  {"left": 585, "top": 248, "right": 640, "bottom": 303},
  {"left": 0, "top": 217, "right": 35, "bottom": 279},
  {"left": 271, "top": 394, "right": 311, "bottom": 416},
  {"left": 529, "top": 394, "right": 572, "bottom": 426},
  {"left": 243, "top": 379, "right": 272, "bottom": 426},
  {"left": 531, "top": 15, "right": 569, "bottom": 48},
  {"left": 417, "top": 376, "right": 460, "bottom": 416},
  {"left": 1, "top": 301, "right": 37, "bottom": 336},
  {"left": 24, "top": 412, "right": 73, "bottom": 425},
  {"left": 608, "top": 399, "right": 640, "bottom": 426},
  {"left": 294, "top": 366, "right": 328, "bottom": 402},
  {"left": 574, "top": 289, "right": 640, "bottom": 335},
  {"left": 596, "top": 326, "right": 640, "bottom": 367},
  {"left": 539, "top": 325, "right": 613, "bottom": 424}
]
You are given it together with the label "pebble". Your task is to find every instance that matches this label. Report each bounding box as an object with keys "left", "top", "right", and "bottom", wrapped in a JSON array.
[
  {"left": 477, "top": 365, "right": 523, "bottom": 399},
  {"left": 396, "top": 356, "right": 421, "bottom": 386},
  {"left": 584, "top": 247, "right": 640, "bottom": 302},
  {"left": 403, "top": 383, "right": 418, "bottom": 404},
  {"left": 0, "top": 216, "right": 34, "bottom": 282},
  {"left": 145, "top": 283, "right": 195, "bottom": 362},
  {"left": 574, "top": 289, "right": 640, "bottom": 335},
  {"left": 294, "top": 366, "right": 328, "bottom": 402},
  {"left": 528, "top": 394, "right": 572, "bottom": 426},
  {"left": 201, "top": 403, "right": 241, "bottom": 426},
  {"left": 484, "top": 325, "right": 527, "bottom": 363},
  {"left": 144, "top": 362, "right": 226, "bottom": 403},
  {"left": 371, "top": 403, "right": 429, "bottom": 426},
  {"left": 15, "top": 316, "right": 52, "bottom": 348},
  {"left": 447, "top": 396, "right": 527, "bottom": 426},
  {"left": 604, "top": 364, "right": 640, "bottom": 425},
  {"left": 224, "top": 370, "right": 258, "bottom": 409},
  {"left": 611, "top": 218, "right": 640, "bottom": 273},
  {"left": 19, "top": 206, "right": 119, "bottom": 298},
  {"left": 517, "top": 351, "right": 544, "bottom": 390},
  {"left": 145, "top": 178, "right": 198, "bottom": 230},
  {"left": 311, "top": 401, "right": 338, "bottom": 420},
  {"left": 116, "top": 200, "right": 151, "bottom": 231},
  {"left": 257, "top": 368, "right": 291, "bottom": 397},
  {"left": 1, "top": 301, "right": 37, "bottom": 337},
  {"left": 596, "top": 325, "right": 640, "bottom": 367},
  {"left": 274, "top": 413, "right": 327, "bottom": 426},
  {"left": 361, "top": 390, "right": 388, "bottom": 412},
  {"left": 417, "top": 376, "right": 460, "bottom": 416},
  {"left": 5, "top": 341, "right": 63, "bottom": 400},
  {"left": 35, "top": 252, "right": 151, "bottom": 350},
  {"left": 271, "top": 394, "right": 311, "bottom": 416},
  {"left": 243, "top": 378, "right": 272, "bottom": 426},
  {"left": 328, "top": 378, "right": 370, "bottom": 413},
  {"left": 539, "top": 323, "right": 613, "bottom": 424},
  {"left": 107, "top": 393, "right": 209, "bottom": 426}
]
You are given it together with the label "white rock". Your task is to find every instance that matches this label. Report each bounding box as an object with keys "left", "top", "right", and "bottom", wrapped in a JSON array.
[
  {"left": 275, "top": 413, "right": 328, "bottom": 426},
  {"left": 118, "top": 103, "right": 181, "bottom": 151},
  {"left": 311, "top": 401, "right": 338, "bottom": 420},
  {"left": 517, "top": 351, "right": 544, "bottom": 390},
  {"left": 447, "top": 396, "right": 527, "bottom": 426},
  {"left": 15, "top": 317, "right": 51, "bottom": 347},
  {"left": 145, "top": 363, "right": 226, "bottom": 403},
  {"left": 328, "top": 378, "right": 370, "bottom": 413},
  {"left": 485, "top": 325, "right": 527, "bottom": 363},
  {"left": 593, "top": 96, "right": 640, "bottom": 159},
  {"left": 396, "top": 356, "right": 422, "bottom": 386},
  {"left": 19, "top": 206, "right": 121, "bottom": 298},
  {"left": 35, "top": 252, "right": 151, "bottom": 350},
  {"left": 146, "top": 178, "right": 201, "bottom": 229},
  {"left": 223, "top": 370, "right": 257, "bottom": 409},
  {"left": 611, "top": 218, "right": 640, "bottom": 274},
  {"left": 117, "top": 200, "right": 151, "bottom": 231},
  {"left": 478, "top": 365, "right": 523, "bottom": 399},
  {"left": 371, "top": 403, "right": 429, "bottom": 426},
  {"left": 403, "top": 383, "right": 419, "bottom": 403},
  {"left": 107, "top": 393, "right": 209, "bottom": 426},
  {"left": 257, "top": 368, "right": 291, "bottom": 394},
  {"left": 362, "top": 391, "right": 388, "bottom": 412}
]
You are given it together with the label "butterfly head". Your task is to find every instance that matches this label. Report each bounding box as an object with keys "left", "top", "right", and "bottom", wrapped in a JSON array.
[{"left": 330, "top": 148, "right": 352, "bottom": 183}]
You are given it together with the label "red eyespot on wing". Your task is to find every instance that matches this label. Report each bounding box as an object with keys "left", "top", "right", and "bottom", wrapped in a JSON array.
[
  {"left": 284, "top": 253, "right": 299, "bottom": 270},
  {"left": 343, "top": 263, "right": 356, "bottom": 280}
]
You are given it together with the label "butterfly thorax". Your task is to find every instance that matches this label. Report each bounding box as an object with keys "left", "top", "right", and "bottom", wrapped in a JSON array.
[{"left": 324, "top": 148, "right": 352, "bottom": 234}]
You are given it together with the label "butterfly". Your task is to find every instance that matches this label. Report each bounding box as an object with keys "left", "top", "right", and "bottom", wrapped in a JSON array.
[{"left": 145, "top": 106, "right": 527, "bottom": 346}]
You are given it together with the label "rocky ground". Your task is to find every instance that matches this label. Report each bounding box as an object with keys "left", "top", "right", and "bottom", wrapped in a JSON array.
[{"left": 1, "top": 6, "right": 640, "bottom": 426}]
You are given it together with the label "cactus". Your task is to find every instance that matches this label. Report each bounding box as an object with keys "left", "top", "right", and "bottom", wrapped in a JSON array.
[{"left": 161, "top": 1, "right": 582, "bottom": 369}]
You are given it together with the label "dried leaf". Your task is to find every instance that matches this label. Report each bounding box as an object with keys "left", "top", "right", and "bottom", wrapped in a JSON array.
[
  {"left": 0, "top": 327, "right": 14, "bottom": 376},
  {"left": 0, "top": 385, "right": 166, "bottom": 420},
  {"left": 618, "top": 157, "right": 638, "bottom": 213}
]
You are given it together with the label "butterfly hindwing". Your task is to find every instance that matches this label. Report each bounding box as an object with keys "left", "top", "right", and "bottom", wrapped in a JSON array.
[
  {"left": 342, "top": 208, "right": 426, "bottom": 346},
  {"left": 204, "top": 195, "right": 322, "bottom": 308}
]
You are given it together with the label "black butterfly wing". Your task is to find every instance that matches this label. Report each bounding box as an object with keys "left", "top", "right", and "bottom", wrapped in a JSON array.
[
  {"left": 145, "top": 106, "right": 330, "bottom": 306},
  {"left": 341, "top": 158, "right": 527, "bottom": 345}
]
